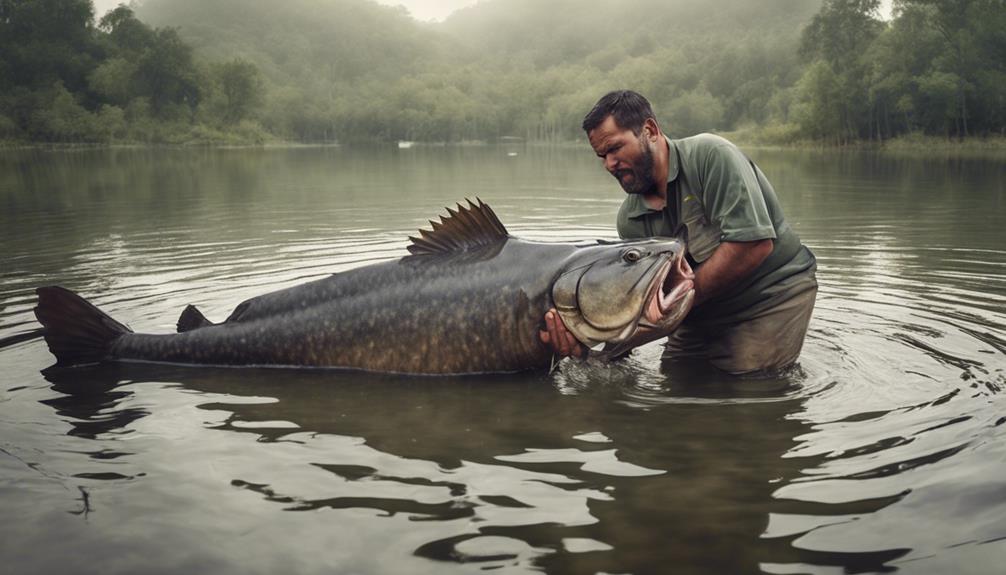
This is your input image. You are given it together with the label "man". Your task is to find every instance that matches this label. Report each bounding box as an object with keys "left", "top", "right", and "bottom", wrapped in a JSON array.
[{"left": 540, "top": 90, "right": 817, "bottom": 374}]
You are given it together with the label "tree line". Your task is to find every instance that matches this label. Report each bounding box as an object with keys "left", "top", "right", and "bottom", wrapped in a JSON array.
[
  {"left": 0, "top": 0, "right": 265, "bottom": 143},
  {"left": 794, "top": 0, "right": 1005, "bottom": 143},
  {"left": 1, "top": 0, "right": 1003, "bottom": 145}
]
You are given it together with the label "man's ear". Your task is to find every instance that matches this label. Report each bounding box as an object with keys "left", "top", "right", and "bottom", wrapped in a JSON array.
[{"left": 642, "top": 118, "right": 661, "bottom": 141}]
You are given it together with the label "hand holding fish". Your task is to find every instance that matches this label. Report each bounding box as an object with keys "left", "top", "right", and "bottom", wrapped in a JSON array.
[{"left": 539, "top": 309, "right": 588, "bottom": 359}]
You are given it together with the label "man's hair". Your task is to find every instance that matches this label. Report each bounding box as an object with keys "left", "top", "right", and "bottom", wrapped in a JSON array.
[{"left": 581, "top": 90, "right": 657, "bottom": 135}]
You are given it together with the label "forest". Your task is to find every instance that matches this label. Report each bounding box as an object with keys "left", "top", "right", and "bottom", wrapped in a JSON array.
[{"left": 0, "top": 0, "right": 1003, "bottom": 145}]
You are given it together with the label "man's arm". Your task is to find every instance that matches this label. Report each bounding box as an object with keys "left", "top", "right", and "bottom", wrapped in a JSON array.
[{"left": 691, "top": 238, "right": 773, "bottom": 306}]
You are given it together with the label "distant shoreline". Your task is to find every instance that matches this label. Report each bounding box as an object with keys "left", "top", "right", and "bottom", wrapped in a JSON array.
[
  {"left": 0, "top": 140, "right": 336, "bottom": 151},
  {"left": 4, "top": 134, "right": 1006, "bottom": 154},
  {"left": 717, "top": 130, "right": 1006, "bottom": 153}
]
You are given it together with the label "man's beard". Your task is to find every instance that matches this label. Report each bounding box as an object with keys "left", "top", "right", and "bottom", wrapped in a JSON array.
[{"left": 614, "top": 137, "right": 657, "bottom": 195}]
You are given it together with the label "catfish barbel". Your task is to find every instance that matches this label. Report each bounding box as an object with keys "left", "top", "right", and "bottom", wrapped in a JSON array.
[{"left": 35, "top": 199, "right": 694, "bottom": 375}]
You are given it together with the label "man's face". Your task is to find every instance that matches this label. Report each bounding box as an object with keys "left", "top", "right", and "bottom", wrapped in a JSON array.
[{"left": 588, "top": 115, "right": 657, "bottom": 196}]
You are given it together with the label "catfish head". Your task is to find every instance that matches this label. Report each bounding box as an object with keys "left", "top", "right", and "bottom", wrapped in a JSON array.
[{"left": 551, "top": 237, "right": 695, "bottom": 360}]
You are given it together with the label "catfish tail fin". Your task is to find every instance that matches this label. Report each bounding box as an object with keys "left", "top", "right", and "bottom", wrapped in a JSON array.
[
  {"left": 176, "top": 304, "right": 215, "bottom": 333},
  {"left": 34, "top": 286, "right": 132, "bottom": 367}
]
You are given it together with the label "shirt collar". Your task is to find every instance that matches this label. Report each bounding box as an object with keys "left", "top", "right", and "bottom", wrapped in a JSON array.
[
  {"left": 665, "top": 135, "right": 680, "bottom": 184},
  {"left": 625, "top": 136, "right": 679, "bottom": 219}
]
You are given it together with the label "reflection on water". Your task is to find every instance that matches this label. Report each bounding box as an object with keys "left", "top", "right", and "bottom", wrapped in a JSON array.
[{"left": 1, "top": 145, "right": 1004, "bottom": 574}]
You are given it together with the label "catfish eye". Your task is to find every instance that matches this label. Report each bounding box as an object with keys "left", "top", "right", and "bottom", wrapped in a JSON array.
[{"left": 623, "top": 248, "right": 643, "bottom": 263}]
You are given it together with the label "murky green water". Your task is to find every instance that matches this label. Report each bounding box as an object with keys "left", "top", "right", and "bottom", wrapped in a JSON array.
[{"left": 1, "top": 145, "right": 1004, "bottom": 574}]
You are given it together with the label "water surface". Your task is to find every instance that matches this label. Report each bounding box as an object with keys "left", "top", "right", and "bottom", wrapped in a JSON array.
[{"left": 1, "top": 145, "right": 1004, "bottom": 574}]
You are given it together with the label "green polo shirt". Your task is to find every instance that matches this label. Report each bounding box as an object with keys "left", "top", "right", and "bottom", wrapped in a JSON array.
[{"left": 616, "top": 133, "right": 816, "bottom": 323}]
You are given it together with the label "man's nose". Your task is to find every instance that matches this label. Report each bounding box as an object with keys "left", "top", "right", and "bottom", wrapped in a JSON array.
[{"left": 604, "top": 154, "right": 618, "bottom": 172}]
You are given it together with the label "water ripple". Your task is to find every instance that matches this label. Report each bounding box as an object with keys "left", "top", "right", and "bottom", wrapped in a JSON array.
[{"left": 2, "top": 147, "right": 1005, "bottom": 574}]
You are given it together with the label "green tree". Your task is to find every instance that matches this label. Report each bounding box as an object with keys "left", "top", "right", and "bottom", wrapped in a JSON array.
[
  {"left": 88, "top": 57, "right": 137, "bottom": 106},
  {"left": 800, "top": 0, "right": 884, "bottom": 70},
  {"left": 0, "top": 112, "right": 17, "bottom": 138},
  {"left": 863, "top": 6, "right": 943, "bottom": 136},
  {"left": 898, "top": 0, "right": 1006, "bottom": 136},
  {"left": 917, "top": 69, "right": 962, "bottom": 136},
  {"left": 897, "top": 0, "right": 974, "bottom": 136},
  {"left": 798, "top": 0, "right": 885, "bottom": 141},
  {"left": 133, "top": 27, "right": 201, "bottom": 119},
  {"left": 31, "top": 81, "right": 97, "bottom": 141},
  {"left": 213, "top": 59, "right": 263, "bottom": 124},
  {"left": 664, "top": 86, "right": 725, "bottom": 137},
  {"left": 96, "top": 104, "right": 127, "bottom": 142},
  {"left": 792, "top": 60, "right": 845, "bottom": 142},
  {"left": 98, "top": 3, "right": 156, "bottom": 52},
  {"left": 0, "top": 0, "right": 98, "bottom": 92}
]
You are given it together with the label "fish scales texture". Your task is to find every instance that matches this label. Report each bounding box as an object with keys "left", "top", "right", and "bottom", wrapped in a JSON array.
[{"left": 112, "top": 240, "right": 573, "bottom": 374}]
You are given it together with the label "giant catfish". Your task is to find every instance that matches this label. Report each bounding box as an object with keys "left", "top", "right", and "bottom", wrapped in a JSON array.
[{"left": 35, "top": 199, "right": 695, "bottom": 374}]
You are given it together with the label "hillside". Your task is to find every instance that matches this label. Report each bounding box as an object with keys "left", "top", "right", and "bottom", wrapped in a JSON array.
[
  {"left": 137, "top": 0, "right": 457, "bottom": 84},
  {"left": 5, "top": 0, "right": 998, "bottom": 144},
  {"left": 442, "top": 0, "right": 822, "bottom": 69},
  {"left": 134, "top": 0, "right": 822, "bottom": 141}
]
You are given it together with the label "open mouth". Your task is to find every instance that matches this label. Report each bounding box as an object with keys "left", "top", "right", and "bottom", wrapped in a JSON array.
[
  {"left": 588, "top": 253, "right": 696, "bottom": 360},
  {"left": 643, "top": 254, "right": 694, "bottom": 325}
]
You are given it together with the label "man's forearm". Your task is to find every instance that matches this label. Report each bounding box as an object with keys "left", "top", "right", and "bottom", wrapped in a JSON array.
[{"left": 693, "top": 239, "right": 773, "bottom": 306}]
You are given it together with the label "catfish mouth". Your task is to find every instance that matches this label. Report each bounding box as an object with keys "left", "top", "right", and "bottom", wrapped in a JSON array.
[
  {"left": 553, "top": 241, "right": 697, "bottom": 359},
  {"left": 643, "top": 253, "right": 694, "bottom": 326},
  {"left": 587, "top": 251, "right": 695, "bottom": 361}
]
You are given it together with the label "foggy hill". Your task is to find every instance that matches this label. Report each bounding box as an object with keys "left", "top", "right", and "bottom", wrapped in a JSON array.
[
  {"left": 130, "top": 0, "right": 823, "bottom": 140},
  {"left": 442, "top": 0, "right": 823, "bottom": 69},
  {"left": 13, "top": 0, "right": 989, "bottom": 144},
  {"left": 135, "top": 0, "right": 458, "bottom": 84},
  {"left": 137, "top": 0, "right": 822, "bottom": 75}
]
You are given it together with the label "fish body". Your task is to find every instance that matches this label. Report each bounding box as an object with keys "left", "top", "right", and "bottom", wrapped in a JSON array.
[
  {"left": 115, "top": 240, "right": 571, "bottom": 373},
  {"left": 35, "top": 200, "right": 694, "bottom": 375}
]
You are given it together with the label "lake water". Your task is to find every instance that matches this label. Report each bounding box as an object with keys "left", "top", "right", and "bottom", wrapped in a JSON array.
[{"left": 1, "top": 144, "right": 1004, "bottom": 574}]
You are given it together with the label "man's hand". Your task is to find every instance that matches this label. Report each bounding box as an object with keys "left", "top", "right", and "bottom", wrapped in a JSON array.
[{"left": 539, "top": 309, "right": 588, "bottom": 359}]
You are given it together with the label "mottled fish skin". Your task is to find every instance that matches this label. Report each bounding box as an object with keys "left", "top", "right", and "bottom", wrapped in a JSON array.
[
  {"left": 36, "top": 200, "right": 690, "bottom": 374},
  {"left": 111, "top": 240, "right": 575, "bottom": 375}
]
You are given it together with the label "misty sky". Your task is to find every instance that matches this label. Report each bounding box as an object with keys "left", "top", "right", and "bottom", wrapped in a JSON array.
[
  {"left": 381, "top": 0, "right": 479, "bottom": 21},
  {"left": 93, "top": 0, "right": 895, "bottom": 24},
  {"left": 92, "top": 0, "right": 480, "bottom": 21}
]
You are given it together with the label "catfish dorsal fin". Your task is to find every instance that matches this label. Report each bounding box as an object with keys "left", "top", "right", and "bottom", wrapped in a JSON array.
[
  {"left": 176, "top": 304, "right": 215, "bottom": 333},
  {"left": 408, "top": 198, "right": 509, "bottom": 255}
]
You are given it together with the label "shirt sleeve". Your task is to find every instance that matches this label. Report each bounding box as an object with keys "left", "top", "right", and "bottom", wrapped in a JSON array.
[{"left": 697, "top": 141, "right": 776, "bottom": 243}]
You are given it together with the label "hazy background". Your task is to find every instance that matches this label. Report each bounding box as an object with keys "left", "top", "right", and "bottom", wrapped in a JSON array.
[
  {"left": 2, "top": 0, "right": 1002, "bottom": 145},
  {"left": 92, "top": 0, "right": 482, "bottom": 21},
  {"left": 92, "top": 0, "right": 898, "bottom": 22}
]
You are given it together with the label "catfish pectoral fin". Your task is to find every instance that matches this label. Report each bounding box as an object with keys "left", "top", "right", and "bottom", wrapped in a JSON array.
[{"left": 176, "top": 304, "right": 216, "bottom": 333}]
